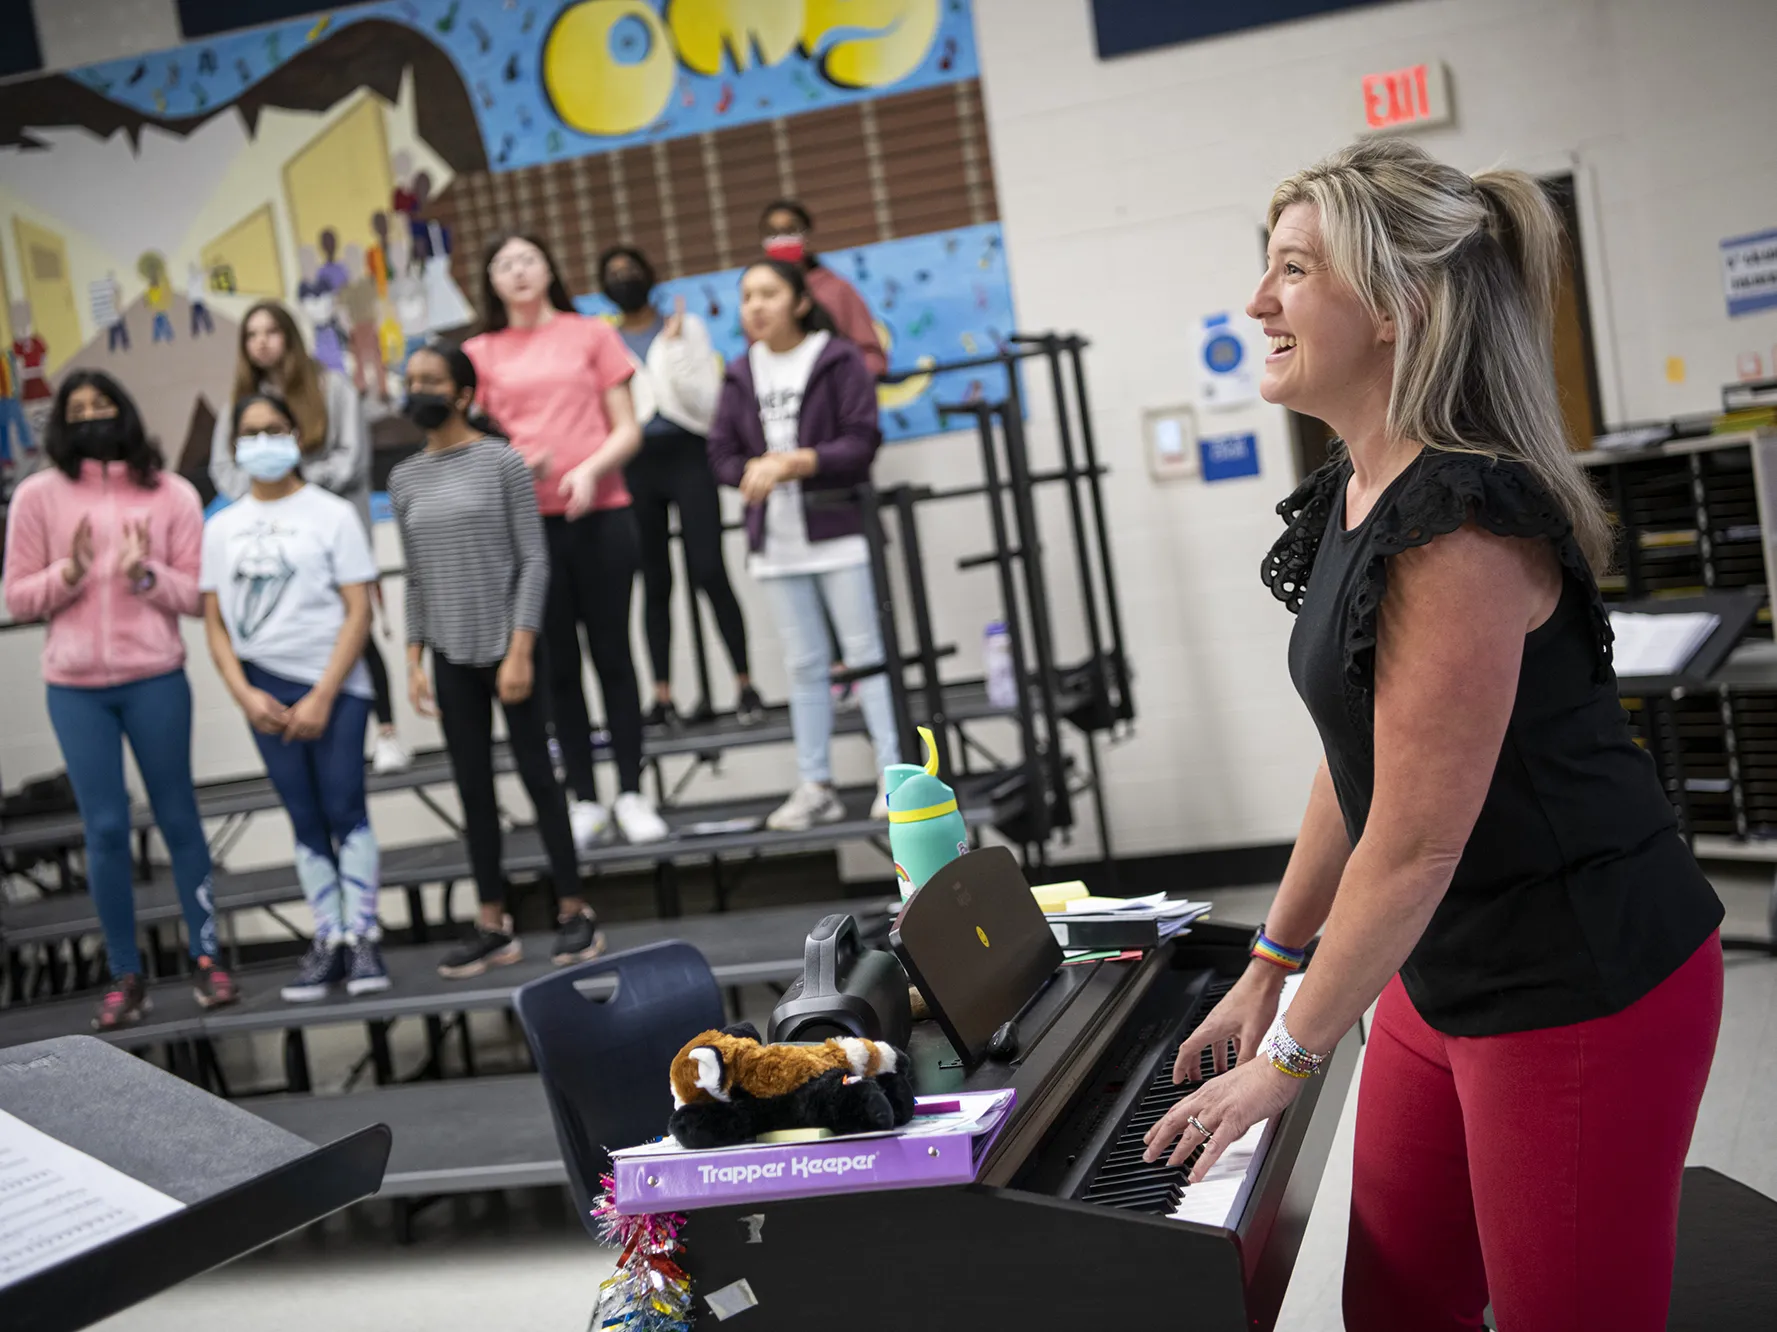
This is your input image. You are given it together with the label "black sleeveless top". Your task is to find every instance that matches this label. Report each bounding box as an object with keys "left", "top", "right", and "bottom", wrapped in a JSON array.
[{"left": 1264, "top": 449, "right": 1722, "bottom": 1037}]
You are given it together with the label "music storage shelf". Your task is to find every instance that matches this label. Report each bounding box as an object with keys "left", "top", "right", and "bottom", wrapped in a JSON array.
[{"left": 1580, "top": 432, "right": 1777, "bottom": 847}]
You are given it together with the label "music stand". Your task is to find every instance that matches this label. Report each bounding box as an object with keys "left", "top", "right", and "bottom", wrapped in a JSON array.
[{"left": 1, "top": 1036, "right": 389, "bottom": 1332}]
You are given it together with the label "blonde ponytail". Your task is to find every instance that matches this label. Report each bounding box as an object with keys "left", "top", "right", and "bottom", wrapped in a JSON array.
[{"left": 1268, "top": 141, "right": 1613, "bottom": 573}]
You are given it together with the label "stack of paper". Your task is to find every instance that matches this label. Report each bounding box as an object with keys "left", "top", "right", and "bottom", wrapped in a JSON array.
[
  {"left": 1044, "top": 895, "right": 1212, "bottom": 951},
  {"left": 1609, "top": 611, "right": 1720, "bottom": 678}
]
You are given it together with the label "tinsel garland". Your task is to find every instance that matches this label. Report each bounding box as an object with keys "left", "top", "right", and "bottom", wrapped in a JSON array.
[{"left": 591, "top": 1174, "right": 694, "bottom": 1331}]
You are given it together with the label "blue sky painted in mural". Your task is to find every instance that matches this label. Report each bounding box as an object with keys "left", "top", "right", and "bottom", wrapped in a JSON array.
[
  {"left": 68, "top": 1, "right": 980, "bottom": 173},
  {"left": 579, "top": 222, "right": 1015, "bottom": 440}
]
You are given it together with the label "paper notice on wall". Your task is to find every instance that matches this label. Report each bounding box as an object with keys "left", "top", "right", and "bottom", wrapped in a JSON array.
[
  {"left": 1721, "top": 229, "right": 1777, "bottom": 318},
  {"left": 1197, "top": 313, "right": 1260, "bottom": 409},
  {"left": 0, "top": 1108, "right": 184, "bottom": 1289}
]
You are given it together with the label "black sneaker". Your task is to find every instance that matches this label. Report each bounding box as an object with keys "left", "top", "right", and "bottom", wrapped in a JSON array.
[
  {"left": 644, "top": 700, "right": 685, "bottom": 734},
  {"left": 736, "top": 684, "right": 766, "bottom": 727},
  {"left": 281, "top": 938, "right": 348, "bottom": 1002},
  {"left": 346, "top": 936, "right": 392, "bottom": 996},
  {"left": 94, "top": 973, "right": 150, "bottom": 1031},
  {"left": 438, "top": 919, "right": 523, "bottom": 979},
  {"left": 552, "top": 907, "right": 608, "bottom": 966}
]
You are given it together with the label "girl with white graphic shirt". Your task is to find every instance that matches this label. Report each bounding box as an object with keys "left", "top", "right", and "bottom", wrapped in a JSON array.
[
  {"left": 706, "top": 259, "right": 902, "bottom": 831},
  {"left": 201, "top": 393, "right": 389, "bottom": 1001}
]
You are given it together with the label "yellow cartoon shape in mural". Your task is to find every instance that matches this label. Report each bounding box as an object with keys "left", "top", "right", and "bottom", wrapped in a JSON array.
[
  {"left": 544, "top": 1, "right": 679, "bottom": 138},
  {"left": 544, "top": 0, "right": 940, "bottom": 138}
]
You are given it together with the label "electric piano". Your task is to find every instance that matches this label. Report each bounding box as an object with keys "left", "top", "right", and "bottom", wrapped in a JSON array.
[{"left": 685, "top": 921, "right": 1356, "bottom": 1330}]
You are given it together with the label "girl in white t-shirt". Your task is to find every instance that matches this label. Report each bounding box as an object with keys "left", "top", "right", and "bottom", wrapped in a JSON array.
[
  {"left": 200, "top": 393, "right": 389, "bottom": 1002},
  {"left": 706, "top": 260, "right": 902, "bottom": 831}
]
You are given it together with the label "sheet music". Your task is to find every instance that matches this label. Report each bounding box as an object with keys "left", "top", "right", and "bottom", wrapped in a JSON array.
[
  {"left": 0, "top": 1109, "right": 184, "bottom": 1288},
  {"left": 1609, "top": 611, "right": 1720, "bottom": 678}
]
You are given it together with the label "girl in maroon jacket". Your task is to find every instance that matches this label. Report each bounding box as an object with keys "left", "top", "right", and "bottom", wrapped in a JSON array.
[{"left": 706, "top": 259, "right": 902, "bottom": 831}]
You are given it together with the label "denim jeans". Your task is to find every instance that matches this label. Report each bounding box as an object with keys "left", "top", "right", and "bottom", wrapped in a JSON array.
[
  {"left": 244, "top": 664, "right": 380, "bottom": 943},
  {"left": 758, "top": 562, "right": 902, "bottom": 784},
  {"left": 45, "top": 669, "right": 217, "bottom": 977}
]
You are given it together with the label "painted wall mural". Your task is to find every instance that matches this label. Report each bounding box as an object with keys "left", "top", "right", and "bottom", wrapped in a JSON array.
[{"left": 0, "top": 0, "right": 1012, "bottom": 498}]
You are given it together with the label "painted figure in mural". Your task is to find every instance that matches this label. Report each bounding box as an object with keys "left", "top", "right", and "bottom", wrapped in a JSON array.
[
  {"left": 10, "top": 301, "right": 54, "bottom": 442},
  {"left": 90, "top": 271, "right": 129, "bottom": 354},
  {"left": 759, "top": 200, "right": 887, "bottom": 378},
  {"left": 705, "top": 259, "right": 902, "bottom": 831},
  {"left": 599, "top": 244, "right": 760, "bottom": 733},
  {"left": 202, "top": 391, "right": 390, "bottom": 1004},
  {"left": 368, "top": 212, "right": 392, "bottom": 299},
  {"left": 388, "top": 342, "right": 602, "bottom": 981},
  {"left": 296, "top": 245, "right": 347, "bottom": 373},
  {"left": 138, "top": 252, "right": 175, "bottom": 344},
  {"left": 1, "top": 370, "right": 239, "bottom": 1029},
  {"left": 385, "top": 227, "right": 431, "bottom": 368},
  {"left": 340, "top": 244, "right": 387, "bottom": 403},
  {"left": 209, "top": 301, "right": 412, "bottom": 774},
  {"left": 316, "top": 228, "right": 350, "bottom": 294},
  {"left": 463, "top": 232, "right": 668, "bottom": 849},
  {"left": 186, "top": 261, "right": 214, "bottom": 338},
  {"left": 0, "top": 342, "right": 35, "bottom": 490}
]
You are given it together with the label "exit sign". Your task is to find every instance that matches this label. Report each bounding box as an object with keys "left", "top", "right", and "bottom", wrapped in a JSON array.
[{"left": 1359, "top": 61, "right": 1453, "bottom": 134}]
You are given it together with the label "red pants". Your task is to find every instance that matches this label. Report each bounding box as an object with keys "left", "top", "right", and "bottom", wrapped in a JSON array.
[{"left": 1344, "top": 935, "right": 1722, "bottom": 1331}]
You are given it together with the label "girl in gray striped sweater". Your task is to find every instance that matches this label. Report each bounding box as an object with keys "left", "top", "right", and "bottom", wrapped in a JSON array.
[{"left": 389, "top": 344, "right": 605, "bottom": 978}]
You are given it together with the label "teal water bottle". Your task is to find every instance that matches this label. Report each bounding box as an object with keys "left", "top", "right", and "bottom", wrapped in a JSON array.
[{"left": 886, "top": 727, "right": 971, "bottom": 903}]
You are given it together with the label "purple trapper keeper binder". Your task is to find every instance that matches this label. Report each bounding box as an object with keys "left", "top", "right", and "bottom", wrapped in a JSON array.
[{"left": 611, "top": 1091, "right": 1016, "bottom": 1215}]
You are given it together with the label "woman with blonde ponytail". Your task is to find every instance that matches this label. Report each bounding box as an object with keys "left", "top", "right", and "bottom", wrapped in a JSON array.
[{"left": 1144, "top": 139, "right": 1723, "bottom": 1330}]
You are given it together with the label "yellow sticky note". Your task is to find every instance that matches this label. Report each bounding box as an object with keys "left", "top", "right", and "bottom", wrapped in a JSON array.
[
  {"left": 1031, "top": 880, "right": 1088, "bottom": 912},
  {"left": 1666, "top": 356, "right": 1686, "bottom": 384},
  {"left": 757, "top": 1128, "right": 833, "bottom": 1144}
]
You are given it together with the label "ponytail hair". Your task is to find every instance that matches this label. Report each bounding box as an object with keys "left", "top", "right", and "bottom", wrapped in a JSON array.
[
  {"left": 745, "top": 258, "right": 836, "bottom": 335},
  {"left": 1267, "top": 139, "right": 1611, "bottom": 573}
]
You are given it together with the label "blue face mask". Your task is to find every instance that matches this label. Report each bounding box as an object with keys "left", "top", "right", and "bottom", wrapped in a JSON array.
[{"left": 236, "top": 432, "right": 301, "bottom": 482}]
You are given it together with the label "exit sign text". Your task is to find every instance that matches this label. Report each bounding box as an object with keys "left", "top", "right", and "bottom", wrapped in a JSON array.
[{"left": 1360, "top": 61, "right": 1452, "bottom": 134}]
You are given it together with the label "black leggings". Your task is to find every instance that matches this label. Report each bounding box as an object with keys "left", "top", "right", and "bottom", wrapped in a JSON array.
[
  {"left": 432, "top": 653, "right": 580, "bottom": 906},
  {"left": 542, "top": 509, "right": 644, "bottom": 801},
  {"left": 362, "top": 637, "right": 394, "bottom": 727},
  {"left": 625, "top": 426, "right": 750, "bottom": 687}
]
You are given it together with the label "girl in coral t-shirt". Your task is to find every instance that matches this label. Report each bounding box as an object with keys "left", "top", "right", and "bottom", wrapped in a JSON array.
[{"left": 463, "top": 233, "right": 666, "bottom": 848}]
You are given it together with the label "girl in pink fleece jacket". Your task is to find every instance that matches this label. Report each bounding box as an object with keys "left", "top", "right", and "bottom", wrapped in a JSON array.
[{"left": 2, "top": 370, "right": 237, "bottom": 1029}]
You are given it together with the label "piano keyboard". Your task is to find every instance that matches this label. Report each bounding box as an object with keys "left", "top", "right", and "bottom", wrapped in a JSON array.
[{"left": 1080, "top": 973, "right": 1305, "bottom": 1229}]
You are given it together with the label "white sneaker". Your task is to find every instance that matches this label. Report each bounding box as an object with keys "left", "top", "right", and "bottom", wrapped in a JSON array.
[
  {"left": 613, "top": 791, "right": 669, "bottom": 844},
  {"left": 766, "top": 781, "right": 847, "bottom": 832},
  {"left": 371, "top": 733, "right": 412, "bottom": 774},
  {"left": 871, "top": 775, "right": 890, "bottom": 820},
  {"left": 568, "top": 799, "right": 610, "bottom": 851}
]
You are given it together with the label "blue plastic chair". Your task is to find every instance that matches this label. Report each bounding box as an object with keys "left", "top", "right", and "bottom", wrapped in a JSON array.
[{"left": 513, "top": 941, "right": 725, "bottom": 1235}]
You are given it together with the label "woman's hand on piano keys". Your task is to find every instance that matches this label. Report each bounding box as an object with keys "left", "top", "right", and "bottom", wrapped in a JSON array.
[
  {"left": 1170, "top": 963, "right": 1287, "bottom": 1086},
  {"left": 1141, "top": 1058, "right": 1303, "bottom": 1180}
]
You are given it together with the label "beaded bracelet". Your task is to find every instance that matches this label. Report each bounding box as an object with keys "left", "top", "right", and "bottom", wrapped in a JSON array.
[
  {"left": 1264, "top": 1016, "right": 1327, "bottom": 1080},
  {"left": 1250, "top": 929, "right": 1306, "bottom": 973}
]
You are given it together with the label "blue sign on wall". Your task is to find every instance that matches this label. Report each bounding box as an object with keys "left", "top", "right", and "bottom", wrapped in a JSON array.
[{"left": 1199, "top": 432, "right": 1261, "bottom": 483}]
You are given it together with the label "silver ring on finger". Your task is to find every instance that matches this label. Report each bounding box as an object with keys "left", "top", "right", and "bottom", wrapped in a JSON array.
[{"left": 1187, "top": 1115, "right": 1214, "bottom": 1147}]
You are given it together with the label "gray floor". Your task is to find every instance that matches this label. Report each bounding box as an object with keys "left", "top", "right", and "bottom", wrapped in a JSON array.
[{"left": 92, "top": 872, "right": 1777, "bottom": 1332}]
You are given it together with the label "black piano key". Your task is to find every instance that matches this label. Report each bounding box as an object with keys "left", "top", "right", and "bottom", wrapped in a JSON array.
[{"left": 1084, "top": 1179, "right": 1182, "bottom": 1207}]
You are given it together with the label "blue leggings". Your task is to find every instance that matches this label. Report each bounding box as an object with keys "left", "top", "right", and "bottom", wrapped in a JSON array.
[
  {"left": 244, "top": 664, "right": 380, "bottom": 943},
  {"left": 46, "top": 669, "right": 217, "bottom": 978}
]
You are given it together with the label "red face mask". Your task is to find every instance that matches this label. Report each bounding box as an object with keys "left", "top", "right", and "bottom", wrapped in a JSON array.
[{"left": 763, "top": 234, "right": 806, "bottom": 264}]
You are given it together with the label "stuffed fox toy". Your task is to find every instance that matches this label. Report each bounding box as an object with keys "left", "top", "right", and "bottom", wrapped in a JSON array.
[{"left": 666, "top": 1023, "right": 916, "bottom": 1149}]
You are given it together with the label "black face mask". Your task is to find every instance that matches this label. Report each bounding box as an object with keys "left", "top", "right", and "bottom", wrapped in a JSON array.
[
  {"left": 402, "top": 393, "right": 454, "bottom": 431},
  {"left": 605, "top": 277, "right": 652, "bottom": 315},
  {"left": 66, "top": 417, "right": 126, "bottom": 460}
]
